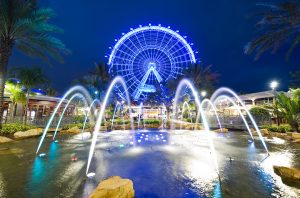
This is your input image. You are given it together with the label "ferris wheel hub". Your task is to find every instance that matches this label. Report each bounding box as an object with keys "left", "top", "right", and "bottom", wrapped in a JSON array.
[{"left": 148, "top": 62, "right": 156, "bottom": 69}]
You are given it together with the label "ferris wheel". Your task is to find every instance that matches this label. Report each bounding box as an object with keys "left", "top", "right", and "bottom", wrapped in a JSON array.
[{"left": 108, "top": 24, "right": 196, "bottom": 100}]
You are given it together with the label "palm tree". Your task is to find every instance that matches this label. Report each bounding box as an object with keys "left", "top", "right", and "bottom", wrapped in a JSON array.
[
  {"left": 74, "top": 63, "right": 111, "bottom": 98},
  {"left": 276, "top": 89, "right": 300, "bottom": 132},
  {"left": 167, "top": 63, "right": 219, "bottom": 97},
  {"left": 245, "top": 1, "right": 300, "bottom": 60},
  {"left": 0, "top": 0, "right": 69, "bottom": 128},
  {"left": 186, "top": 63, "right": 219, "bottom": 95},
  {"left": 4, "top": 81, "right": 26, "bottom": 117},
  {"left": 45, "top": 86, "right": 57, "bottom": 97},
  {"left": 290, "top": 69, "right": 300, "bottom": 88},
  {"left": 12, "top": 66, "right": 48, "bottom": 124}
]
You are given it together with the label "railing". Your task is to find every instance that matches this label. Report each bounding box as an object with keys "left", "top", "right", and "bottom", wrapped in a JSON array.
[
  {"left": 207, "top": 115, "right": 272, "bottom": 129},
  {"left": 3, "top": 116, "right": 79, "bottom": 127}
]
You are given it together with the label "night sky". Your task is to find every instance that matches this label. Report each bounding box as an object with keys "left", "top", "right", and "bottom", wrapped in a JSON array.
[{"left": 8, "top": 0, "right": 300, "bottom": 94}]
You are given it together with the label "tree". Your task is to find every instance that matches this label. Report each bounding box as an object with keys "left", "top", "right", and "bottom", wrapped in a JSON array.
[
  {"left": 4, "top": 81, "right": 26, "bottom": 117},
  {"left": 73, "top": 63, "right": 111, "bottom": 99},
  {"left": 245, "top": 1, "right": 300, "bottom": 60},
  {"left": 45, "top": 86, "right": 57, "bottom": 97},
  {"left": 276, "top": 89, "right": 300, "bottom": 132},
  {"left": 167, "top": 62, "right": 219, "bottom": 99},
  {"left": 290, "top": 70, "right": 300, "bottom": 88},
  {"left": 0, "top": 0, "right": 69, "bottom": 128},
  {"left": 12, "top": 66, "right": 48, "bottom": 124},
  {"left": 249, "top": 106, "right": 271, "bottom": 125}
]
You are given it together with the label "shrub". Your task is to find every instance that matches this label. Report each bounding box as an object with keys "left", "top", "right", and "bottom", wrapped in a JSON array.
[
  {"left": 62, "top": 123, "right": 84, "bottom": 130},
  {"left": 250, "top": 107, "right": 271, "bottom": 124},
  {"left": 144, "top": 119, "right": 160, "bottom": 125},
  {"left": 183, "top": 118, "right": 193, "bottom": 122},
  {"left": 262, "top": 124, "right": 292, "bottom": 133},
  {"left": 72, "top": 115, "right": 85, "bottom": 123},
  {"left": 0, "top": 123, "right": 37, "bottom": 134},
  {"left": 112, "top": 119, "right": 130, "bottom": 125}
]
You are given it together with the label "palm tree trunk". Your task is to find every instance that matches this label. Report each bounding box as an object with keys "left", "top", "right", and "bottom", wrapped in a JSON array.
[{"left": 0, "top": 40, "right": 13, "bottom": 129}]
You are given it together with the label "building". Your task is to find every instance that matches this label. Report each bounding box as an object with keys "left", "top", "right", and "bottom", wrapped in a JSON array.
[{"left": 2, "top": 93, "right": 76, "bottom": 122}]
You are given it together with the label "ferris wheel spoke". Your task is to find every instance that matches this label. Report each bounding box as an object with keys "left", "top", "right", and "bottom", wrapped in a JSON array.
[
  {"left": 141, "top": 30, "right": 152, "bottom": 59},
  {"left": 169, "top": 44, "right": 189, "bottom": 58},
  {"left": 120, "top": 42, "right": 140, "bottom": 58},
  {"left": 128, "top": 37, "right": 149, "bottom": 61},
  {"left": 111, "top": 56, "right": 133, "bottom": 64},
  {"left": 155, "top": 36, "right": 175, "bottom": 61}
]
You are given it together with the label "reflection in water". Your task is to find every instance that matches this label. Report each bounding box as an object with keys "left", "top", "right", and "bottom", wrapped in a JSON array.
[
  {"left": 0, "top": 172, "right": 5, "bottom": 197},
  {"left": 134, "top": 132, "right": 169, "bottom": 146},
  {"left": 31, "top": 157, "right": 45, "bottom": 185},
  {"left": 49, "top": 141, "right": 60, "bottom": 160},
  {"left": 28, "top": 157, "right": 45, "bottom": 197},
  {"left": 260, "top": 151, "right": 300, "bottom": 197},
  {"left": 212, "top": 181, "right": 222, "bottom": 198},
  {"left": 27, "top": 142, "right": 60, "bottom": 197}
]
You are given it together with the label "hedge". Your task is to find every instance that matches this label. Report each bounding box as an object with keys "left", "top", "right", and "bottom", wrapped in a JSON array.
[
  {"left": 262, "top": 124, "right": 292, "bottom": 133},
  {"left": 144, "top": 119, "right": 160, "bottom": 125},
  {"left": 0, "top": 123, "right": 37, "bottom": 134}
]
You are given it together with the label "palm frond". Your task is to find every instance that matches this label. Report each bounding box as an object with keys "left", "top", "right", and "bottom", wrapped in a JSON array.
[
  {"left": 246, "top": 1, "right": 300, "bottom": 60},
  {"left": 0, "top": 0, "right": 70, "bottom": 63}
]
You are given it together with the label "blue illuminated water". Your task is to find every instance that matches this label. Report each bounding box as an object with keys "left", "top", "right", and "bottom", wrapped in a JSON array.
[{"left": 0, "top": 131, "right": 300, "bottom": 198}]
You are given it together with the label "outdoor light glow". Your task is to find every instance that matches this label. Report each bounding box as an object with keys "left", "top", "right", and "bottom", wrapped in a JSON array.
[
  {"left": 270, "top": 80, "right": 278, "bottom": 90},
  {"left": 39, "top": 153, "right": 46, "bottom": 158},
  {"left": 108, "top": 24, "right": 196, "bottom": 100},
  {"left": 87, "top": 172, "right": 95, "bottom": 178},
  {"left": 201, "top": 91, "right": 207, "bottom": 97}
]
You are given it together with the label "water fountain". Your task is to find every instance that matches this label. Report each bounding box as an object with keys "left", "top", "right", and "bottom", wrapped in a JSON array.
[
  {"left": 31, "top": 75, "right": 273, "bottom": 197},
  {"left": 81, "top": 99, "right": 101, "bottom": 140},
  {"left": 36, "top": 86, "right": 93, "bottom": 154},
  {"left": 86, "top": 76, "right": 134, "bottom": 175},
  {"left": 137, "top": 102, "right": 144, "bottom": 129},
  {"left": 52, "top": 93, "right": 88, "bottom": 141},
  {"left": 200, "top": 98, "right": 223, "bottom": 132},
  {"left": 180, "top": 101, "right": 192, "bottom": 130},
  {"left": 213, "top": 95, "right": 254, "bottom": 139},
  {"left": 111, "top": 101, "right": 125, "bottom": 130},
  {"left": 161, "top": 103, "right": 167, "bottom": 130},
  {"left": 172, "top": 79, "right": 220, "bottom": 175},
  {"left": 210, "top": 87, "right": 269, "bottom": 154}
]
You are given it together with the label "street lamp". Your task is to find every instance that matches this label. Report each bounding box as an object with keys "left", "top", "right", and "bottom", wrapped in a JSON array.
[
  {"left": 201, "top": 91, "right": 207, "bottom": 98},
  {"left": 270, "top": 80, "right": 278, "bottom": 90},
  {"left": 270, "top": 80, "right": 279, "bottom": 126}
]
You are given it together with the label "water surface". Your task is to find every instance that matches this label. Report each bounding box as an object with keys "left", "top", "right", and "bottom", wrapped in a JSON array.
[{"left": 0, "top": 130, "right": 300, "bottom": 198}]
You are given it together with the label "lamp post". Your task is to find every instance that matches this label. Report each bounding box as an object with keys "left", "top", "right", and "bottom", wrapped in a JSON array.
[
  {"left": 270, "top": 80, "right": 279, "bottom": 126},
  {"left": 94, "top": 90, "right": 98, "bottom": 98},
  {"left": 201, "top": 91, "right": 207, "bottom": 98}
]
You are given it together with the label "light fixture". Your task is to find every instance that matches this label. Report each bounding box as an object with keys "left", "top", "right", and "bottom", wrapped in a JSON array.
[{"left": 270, "top": 80, "right": 278, "bottom": 90}]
